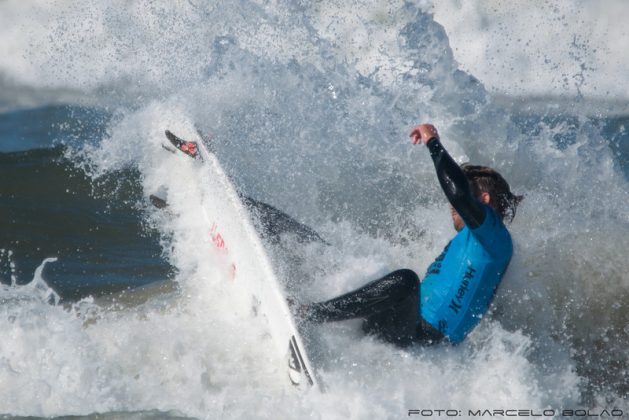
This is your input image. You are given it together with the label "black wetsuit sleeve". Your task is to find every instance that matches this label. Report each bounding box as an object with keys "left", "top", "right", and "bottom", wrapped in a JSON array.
[{"left": 426, "top": 138, "right": 485, "bottom": 229}]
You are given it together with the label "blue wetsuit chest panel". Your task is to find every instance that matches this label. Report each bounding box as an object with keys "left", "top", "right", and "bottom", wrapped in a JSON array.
[{"left": 420, "top": 206, "right": 512, "bottom": 343}]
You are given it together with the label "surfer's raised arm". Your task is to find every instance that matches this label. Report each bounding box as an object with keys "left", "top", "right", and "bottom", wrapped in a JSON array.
[{"left": 410, "top": 124, "right": 486, "bottom": 229}]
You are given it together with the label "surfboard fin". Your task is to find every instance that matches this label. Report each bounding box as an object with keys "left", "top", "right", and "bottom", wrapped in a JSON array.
[
  {"left": 149, "top": 194, "right": 168, "bottom": 209},
  {"left": 287, "top": 336, "right": 314, "bottom": 387}
]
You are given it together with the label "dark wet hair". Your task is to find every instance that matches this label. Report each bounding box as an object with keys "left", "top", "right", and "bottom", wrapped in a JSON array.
[{"left": 461, "top": 163, "right": 523, "bottom": 222}]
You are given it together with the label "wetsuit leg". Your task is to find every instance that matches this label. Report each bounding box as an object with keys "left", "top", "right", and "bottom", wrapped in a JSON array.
[
  {"left": 415, "top": 317, "right": 446, "bottom": 345},
  {"left": 305, "top": 269, "right": 420, "bottom": 346},
  {"left": 242, "top": 196, "right": 327, "bottom": 244}
]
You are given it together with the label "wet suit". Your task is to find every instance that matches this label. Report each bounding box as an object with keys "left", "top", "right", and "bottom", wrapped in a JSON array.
[
  {"left": 242, "top": 196, "right": 327, "bottom": 245},
  {"left": 304, "top": 138, "right": 513, "bottom": 346}
]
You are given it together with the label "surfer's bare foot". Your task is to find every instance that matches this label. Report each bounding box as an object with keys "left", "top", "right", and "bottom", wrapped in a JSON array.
[{"left": 178, "top": 141, "right": 198, "bottom": 157}]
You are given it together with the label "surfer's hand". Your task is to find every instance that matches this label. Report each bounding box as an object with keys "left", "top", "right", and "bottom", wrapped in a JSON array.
[{"left": 410, "top": 124, "right": 439, "bottom": 145}]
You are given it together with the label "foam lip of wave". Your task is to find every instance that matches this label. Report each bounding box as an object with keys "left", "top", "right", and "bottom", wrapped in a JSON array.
[
  {"left": 1, "top": 252, "right": 59, "bottom": 305},
  {"left": 432, "top": 0, "right": 629, "bottom": 101}
]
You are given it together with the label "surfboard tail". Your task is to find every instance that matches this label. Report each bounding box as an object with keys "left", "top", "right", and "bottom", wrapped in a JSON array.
[{"left": 288, "top": 336, "right": 315, "bottom": 387}]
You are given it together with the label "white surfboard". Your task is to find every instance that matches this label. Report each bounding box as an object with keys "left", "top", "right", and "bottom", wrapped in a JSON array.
[{"left": 161, "top": 129, "right": 318, "bottom": 390}]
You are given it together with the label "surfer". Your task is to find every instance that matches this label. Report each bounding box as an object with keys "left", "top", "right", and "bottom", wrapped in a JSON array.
[
  {"left": 298, "top": 124, "right": 522, "bottom": 346},
  {"left": 159, "top": 126, "right": 521, "bottom": 347}
]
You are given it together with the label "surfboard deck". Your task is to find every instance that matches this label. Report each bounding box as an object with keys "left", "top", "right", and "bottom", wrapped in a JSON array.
[{"left": 160, "top": 129, "right": 319, "bottom": 390}]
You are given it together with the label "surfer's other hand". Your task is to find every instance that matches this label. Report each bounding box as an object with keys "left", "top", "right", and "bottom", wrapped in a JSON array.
[{"left": 410, "top": 124, "right": 439, "bottom": 145}]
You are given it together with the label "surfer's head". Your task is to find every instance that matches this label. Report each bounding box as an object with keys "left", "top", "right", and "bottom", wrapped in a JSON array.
[{"left": 461, "top": 163, "right": 523, "bottom": 223}]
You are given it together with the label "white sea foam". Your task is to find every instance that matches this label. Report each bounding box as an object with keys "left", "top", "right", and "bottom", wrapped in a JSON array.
[{"left": 431, "top": 0, "right": 629, "bottom": 100}]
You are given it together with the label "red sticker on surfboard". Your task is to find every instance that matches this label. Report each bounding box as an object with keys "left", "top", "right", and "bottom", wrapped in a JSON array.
[{"left": 210, "top": 223, "right": 237, "bottom": 280}]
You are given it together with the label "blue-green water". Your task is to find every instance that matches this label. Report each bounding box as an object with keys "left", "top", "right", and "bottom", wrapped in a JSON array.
[{"left": 0, "top": 107, "right": 172, "bottom": 300}]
